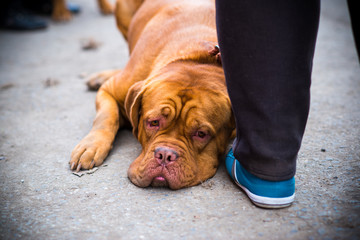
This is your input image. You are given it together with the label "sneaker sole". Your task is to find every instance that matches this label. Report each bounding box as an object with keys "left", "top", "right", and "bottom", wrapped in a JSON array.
[{"left": 232, "top": 160, "right": 295, "bottom": 209}]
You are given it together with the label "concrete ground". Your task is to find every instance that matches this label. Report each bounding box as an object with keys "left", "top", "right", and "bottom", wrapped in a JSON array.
[{"left": 0, "top": 0, "right": 359, "bottom": 239}]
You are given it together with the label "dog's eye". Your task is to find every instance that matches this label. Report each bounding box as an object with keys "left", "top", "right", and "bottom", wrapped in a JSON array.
[
  {"left": 150, "top": 120, "right": 160, "bottom": 127},
  {"left": 196, "top": 131, "right": 206, "bottom": 138}
]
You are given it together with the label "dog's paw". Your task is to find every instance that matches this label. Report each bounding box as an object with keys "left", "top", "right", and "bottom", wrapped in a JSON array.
[
  {"left": 70, "top": 132, "right": 112, "bottom": 172},
  {"left": 86, "top": 69, "right": 120, "bottom": 91}
]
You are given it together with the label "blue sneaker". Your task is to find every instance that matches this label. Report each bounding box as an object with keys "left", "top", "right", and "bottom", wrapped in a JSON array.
[{"left": 225, "top": 148, "right": 295, "bottom": 208}]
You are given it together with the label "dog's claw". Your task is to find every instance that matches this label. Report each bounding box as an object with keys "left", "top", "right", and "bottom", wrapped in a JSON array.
[
  {"left": 76, "top": 163, "right": 82, "bottom": 172},
  {"left": 71, "top": 162, "right": 75, "bottom": 170},
  {"left": 90, "top": 160, "right": 95, "bottom": 169}
]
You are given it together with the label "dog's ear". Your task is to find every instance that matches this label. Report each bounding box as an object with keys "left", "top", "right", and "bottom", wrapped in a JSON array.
[
  {"left": 124, "top": 81, "right": 145, "bottom": 138},
  {"left": 177, "top": 41, "right": 221, "bottom": 66}
]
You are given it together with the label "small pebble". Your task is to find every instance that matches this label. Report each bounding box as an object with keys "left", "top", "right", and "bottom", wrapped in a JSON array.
[
  {"left": 78, "top": 72, "right": 88, "bottom": 78},
  {"left": 81, "top": 38, "right": 101, "bottom": 50},
  {"left": 44, "top": 78, "right": 60, "bottom": 88},
  {"left": 321, "top": 148, "right": 326, "bottom": 152},
  {"left": 0, "top": 83, "right": 14, "bottom": 90}
]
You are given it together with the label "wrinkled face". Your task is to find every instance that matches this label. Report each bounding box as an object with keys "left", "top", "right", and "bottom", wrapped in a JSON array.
[{"left": 126, "top": 67, "right": 234, "bottom": 189}]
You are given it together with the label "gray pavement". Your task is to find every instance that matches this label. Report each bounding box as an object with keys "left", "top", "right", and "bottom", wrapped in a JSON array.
[{"left": 0, "top": 0, "right": 359, "bottom": 239}]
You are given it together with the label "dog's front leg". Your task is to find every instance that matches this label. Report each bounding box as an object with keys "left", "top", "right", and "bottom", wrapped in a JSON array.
[{"left": 70, "top": 88, "right": 120, "bottom": 171}]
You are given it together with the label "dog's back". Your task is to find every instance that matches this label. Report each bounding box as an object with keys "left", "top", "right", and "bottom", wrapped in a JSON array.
[{"left": 115, "top": 0, "right": 219, "bottom": 85}]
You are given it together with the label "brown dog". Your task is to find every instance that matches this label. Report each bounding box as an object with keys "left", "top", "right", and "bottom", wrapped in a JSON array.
[
  {"left": 70, "top": 0, "right": 235, "bottom": 189},
  {"left": 52, "top": 0, "right": 113, "bottom": 21}
]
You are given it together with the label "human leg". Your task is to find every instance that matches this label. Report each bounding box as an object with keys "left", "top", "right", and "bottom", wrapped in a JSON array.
[{"left": 216, "top": 0, "right": 320, "bottom": 207}]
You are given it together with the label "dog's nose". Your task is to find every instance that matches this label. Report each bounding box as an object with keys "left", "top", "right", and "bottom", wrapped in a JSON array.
[{"left": 154, "top": 147, "right": 179, "bottom": 165}]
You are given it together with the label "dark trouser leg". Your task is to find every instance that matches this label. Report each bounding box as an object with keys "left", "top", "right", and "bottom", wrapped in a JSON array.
[
  {"left": 216, "top": 0, "right": 320, "bottom": 181},
  {"left": 348, "top": 0, "right": 360, "bottom": 62},
  {"left": 0, "top": 0, "right": 48, "bottom": 30}
]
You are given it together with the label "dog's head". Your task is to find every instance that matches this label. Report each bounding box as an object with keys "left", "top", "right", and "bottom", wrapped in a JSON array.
[{"left": 125, "top": 62, "right": 235, "bottom": 189}]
